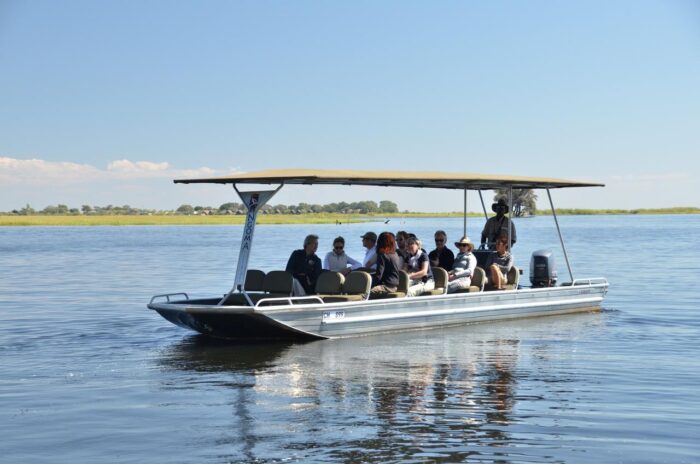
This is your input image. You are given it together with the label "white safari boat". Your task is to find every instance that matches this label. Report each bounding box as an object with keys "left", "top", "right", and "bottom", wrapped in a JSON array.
[{"left": 148, "top": 169, "right": 608, "bottom": 340}]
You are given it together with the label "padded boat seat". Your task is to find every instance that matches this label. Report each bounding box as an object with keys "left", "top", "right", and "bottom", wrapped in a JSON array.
[
  {"left": 244, "top": 269, "right": 266, "bottom": 292},
  {"left": 421, "top": 267, "right": 448, "bottom": 296},
  {"left": 485, "top": 266, "right": 520, "bottom": 291},
  {"left": 322, "top": 271, "right": 370, "bottom": 302},
  {"left": 453, "top": 266, "right": 486, "bottom": 293},
  {"left": 221, "top": 270, "right": 294, "bottom": 306},
  {"left": 315, "top": 271, "right": 346, "bottom": 302},
  {"left": 371, "top": 270, "right": 409, "bottom": 299}
]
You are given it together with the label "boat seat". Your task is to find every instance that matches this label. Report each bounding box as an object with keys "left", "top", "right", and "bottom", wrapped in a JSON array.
[
  {"left": 453, "top": 266, "right": 486, "bottom": 293},
  {"left": 244, "top": 269, "right": 266, "bottom": 292},
  {"left": 322, "top": 271, "right": 370, "bottom": 302},
  {"left": 372, "top": 270, "right": 409, "bottom": 299},
  {"left": 263, "top": 270, "right": 294, "bottom": 295},
  {"left": 315, "top": 272, "right": 346, "bottom": 302},
  {"left": 420, "top": 267, "right": 448, "bottom": 296},
  {"left": 485, "top": 266, "right": 520, "bottom": 291}
]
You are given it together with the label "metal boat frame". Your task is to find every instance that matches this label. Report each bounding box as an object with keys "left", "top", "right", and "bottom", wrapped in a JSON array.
[{"left": 148, "top": 169, "right": 608, "bottom": 340}]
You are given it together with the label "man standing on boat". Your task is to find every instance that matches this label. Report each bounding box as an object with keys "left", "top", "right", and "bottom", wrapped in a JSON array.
[
  {"left": 481, "top": 199, "right": 517, "bottom": 250},
  {"left": 286, "top": 234, "right": 322, "bottom": 295}
]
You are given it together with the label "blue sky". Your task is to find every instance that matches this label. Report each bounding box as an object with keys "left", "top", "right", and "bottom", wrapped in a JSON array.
[{"left": 1, "top": 1, "right": 698, "bottom": 211}]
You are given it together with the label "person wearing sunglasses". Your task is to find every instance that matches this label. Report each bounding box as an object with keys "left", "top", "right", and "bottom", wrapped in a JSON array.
[
  {"left": 404, "top": 236, "right": 435, "bottom": 297},
  {"left": 323, "top": 236, "right": 362, "bottom": 275},
  {"left": 447, "top": 236, "right": 477, "bottom": 293},
  {"left": 428, "top": 230, "right": 455, "bottom": 270}
]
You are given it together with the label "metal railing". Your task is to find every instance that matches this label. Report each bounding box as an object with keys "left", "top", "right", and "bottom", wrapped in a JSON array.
[
  {"left": 254, "top": 295, "right": 325, "bottom": 308},
  {"left": 149, "top": 292, "right": 190, "bottom": 304}
]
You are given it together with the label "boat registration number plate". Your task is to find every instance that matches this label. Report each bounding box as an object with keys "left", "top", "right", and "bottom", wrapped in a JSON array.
[{"left": 322, "top": 311, "right": 345, "bottom": 322}]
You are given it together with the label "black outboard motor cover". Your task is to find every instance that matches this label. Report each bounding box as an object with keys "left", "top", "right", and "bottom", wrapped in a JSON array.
[{"left": 530, "top": 249, "right": 557, "bottom": 287}]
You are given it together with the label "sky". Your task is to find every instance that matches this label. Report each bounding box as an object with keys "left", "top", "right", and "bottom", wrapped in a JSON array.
[{"left": 1, "top": 0, "right": 699, "bottom": 212}]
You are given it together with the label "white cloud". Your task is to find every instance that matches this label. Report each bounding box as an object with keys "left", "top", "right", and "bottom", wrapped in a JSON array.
[{"left": 0, "top": 156, "right": 233, "bottom": 184}]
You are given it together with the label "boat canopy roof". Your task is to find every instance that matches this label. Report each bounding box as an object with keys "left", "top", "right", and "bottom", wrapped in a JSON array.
[{"left": 174, "top": 168, "right": 604, "bottom": 190}]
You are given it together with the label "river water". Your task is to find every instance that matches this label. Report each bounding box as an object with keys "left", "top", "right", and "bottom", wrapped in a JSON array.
[{"left": 1, "top": 215, "right": 699, "bottom": 463}]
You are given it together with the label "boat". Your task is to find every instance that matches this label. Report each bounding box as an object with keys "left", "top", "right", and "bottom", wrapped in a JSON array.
[{"left": 148, "top": 169, "right": 608, "bottom": 340}]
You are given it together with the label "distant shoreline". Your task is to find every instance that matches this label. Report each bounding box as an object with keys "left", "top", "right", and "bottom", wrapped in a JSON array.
[{"left": 1, "top": 208, "right": 698, "bottom": 226}]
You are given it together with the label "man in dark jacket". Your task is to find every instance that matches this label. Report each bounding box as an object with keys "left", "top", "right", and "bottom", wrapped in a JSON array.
[
  {"left": 286, "top": 234, "right": 322, "bottom": 295},
  {"left": 429, "top": 230, "right": 455, "bottom": 270}
]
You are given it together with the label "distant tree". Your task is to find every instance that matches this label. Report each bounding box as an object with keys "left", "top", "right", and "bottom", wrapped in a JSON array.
[
  {"left": 20, "top": 204, "right": 35, "bottom": 215},
  {"left": 494, "top": 189, "right": 538, "bottom": 217},
  {"left": 379, "top": 200, "right": 399, "bottom": 213},
  {"left": 81, "top": 204, "right": 93, "bottom": 214},
  {"left": 176, "top": 204, "right": 194, "bottom": 215}
]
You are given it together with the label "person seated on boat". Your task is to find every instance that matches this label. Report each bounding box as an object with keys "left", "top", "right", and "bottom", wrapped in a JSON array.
[
  {"left": 404, "top": 236, "right": 434, "bottom": 297},
  {"left": 323, "top": 236, "right": 362, "bottom": 275},
  {"left": 285, "top": 234, "right": 322, "bottom": 296},
  {"left": 480, "top": 198, "right": 517, "bottom": 250},
  {"left": 429, "top": 230, "right": 455, "bottom": 270},
  {"left": 370, "top": 232, "right": 402, "bottom": 298},
  {"left": 485, "top": 234, "right": 514, "bottom": 290},
  {"left": 447, "top": 236, "right": 477, "bottom": 293},
  {"left": 360, "top": 231, "right": 378, "bottom": 271},
  {"left": 395, "top": 230, "right": 411, "bottom": 267}
]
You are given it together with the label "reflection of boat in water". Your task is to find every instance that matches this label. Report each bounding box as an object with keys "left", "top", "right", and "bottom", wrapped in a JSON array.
[
  {"left": 148, "top": 169, "right": 608, "bottom": 340},
  {"left": 156, "top": 313, "right": 604, "bottom": 462}
]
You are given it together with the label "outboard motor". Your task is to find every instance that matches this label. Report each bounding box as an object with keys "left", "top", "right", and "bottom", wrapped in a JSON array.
[{"left": 530, "top": 249, "right": 557, "bottom": 287}]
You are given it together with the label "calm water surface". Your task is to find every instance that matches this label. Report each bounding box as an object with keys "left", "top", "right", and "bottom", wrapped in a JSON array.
[{"left": 1, "top": 215, "right": 699, "bottom": 463}]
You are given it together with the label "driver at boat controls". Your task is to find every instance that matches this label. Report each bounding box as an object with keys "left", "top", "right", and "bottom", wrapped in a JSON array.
[
  {"left": 480, "top": 198, "right": 517, "bottom": 250},
  {"left": 404, "top": 236, "right": 434, "bottom": 297},
  {"left": 285, "top": 234, "right": 322, "bottom": 296}
]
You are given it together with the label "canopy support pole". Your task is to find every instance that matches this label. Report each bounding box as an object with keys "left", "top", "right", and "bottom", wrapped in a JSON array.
[
  {"left": 218, "top": 184, "right": 283, "bottom": 305},
  {"left": 478, "top": 190, "right": 488, "bottom": 219},
  {"left": 547, "top": 188, "right": 574, "bottom": 282},
  {"left": 463, "top": 188, "right": 467, "bottom": 237},
  {"left": 508, "top": 187, "right": 513, "bottom": 249}
]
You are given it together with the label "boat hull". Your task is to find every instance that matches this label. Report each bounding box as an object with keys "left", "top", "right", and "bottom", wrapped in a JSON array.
[{"left": 149, "top": 283, "right": 608, "bottom": 341}]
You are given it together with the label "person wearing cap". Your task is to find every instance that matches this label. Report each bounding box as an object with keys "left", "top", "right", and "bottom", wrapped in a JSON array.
[
  {"left": 323, "top": 236, "right": 362, "bottom": 275},
  {"left": 285, "top": 234, "right": 322, "bottom": 295},
  {"left": 480, "top": 198, "right": 517, "bottom": 250},
  {"left": 428, "top": 230, "right": 455, "bottom": 270},
  {"left": 360, "top": 231, "right": 378, "bottom": 271},
  {"left": 404, "top": 236, "right": 434, "bottom": 297},
  {"left": 447, "top": 236, "right": 477, "bottom": 293}
]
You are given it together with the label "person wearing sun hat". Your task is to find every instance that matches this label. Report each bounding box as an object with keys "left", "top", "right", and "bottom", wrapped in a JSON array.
[
  {"left": 447, "top": 236, "right": 477, "bottom": 293},
  {"left": 480, "top": 198, "right": 517, "bottom": 250}
]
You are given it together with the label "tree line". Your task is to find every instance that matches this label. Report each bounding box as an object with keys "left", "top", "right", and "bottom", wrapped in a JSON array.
[{"left": 4, "top": 200, "right": 401, "bottom": 216}]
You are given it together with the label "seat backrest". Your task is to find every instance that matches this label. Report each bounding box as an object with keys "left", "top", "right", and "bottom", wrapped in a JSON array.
[
  {"left": 263, "top": 270, "right": 293, "bottom": 295},
  {"left": 431, "top": 267, "right": 448, "bottom": 293},
  {"left": 507, "top": 266, "right": 520, "bottom": 287},
  {"left": 244, "top": 269, "right": 266, "bottom": 292},
  {"left": 472, "top": 267, "right": 486, "bottom": 291},
  {"left": 343, "top": 271, "right": 371, "bottom": 298},
  {"left": 316, "top": 271, "right": 345, "bottom": 295},
  {"left": 398, "top": 270, "right": 409, "bottom": 294}
]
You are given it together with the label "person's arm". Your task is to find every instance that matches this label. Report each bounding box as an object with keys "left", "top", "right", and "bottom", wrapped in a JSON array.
[
  {"left": 323, "top": 252, "right": 330, "bottom": 270},
  {"left": 510, "top": 220, "right": 517, "bottom": 245},
  {"left": 285, "top": 251, "right": 297, "bottom": 274},
  {"left": 374, "top": 254, "right": 385, "bottom": 283},
  {"left": 346, "top": 254, "right": 362, "bottom": 269},
  {"left": 444, "top": 249, "right": 454, "bottom": 270},
  {"left": 365, "top": 251, "right": 377, "bottom": 269}
]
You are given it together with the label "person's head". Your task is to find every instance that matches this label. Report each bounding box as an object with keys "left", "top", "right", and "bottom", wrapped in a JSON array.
[
  {"left": 303, "top": 234, "right": 319, "bottom": 254},
  {"left": 434, "top": 230, "right": 447, "bottom": 250},
  {"left": 361, "top": 231, "right": 377, "bottom": 249},
  {"left": 492, "top": 198, "right": 509, "bottom": 217},
  {"left": 376, "top": 232, "right": 396, "bottom": 255},
  {"left": 454, "top": 236, "right": 474, "bottom": 253},
  {"left": 407, "top": 236, "right": 422, "bottom": 255},
  {"left": 332, "top": 236, "right": 345, "bottom": 255},
  {"left": 495, "top": 234, "right": 509, "bottom": 254},
  {"left": 396, "top": 231, "right": 409, "bottom": 250}
]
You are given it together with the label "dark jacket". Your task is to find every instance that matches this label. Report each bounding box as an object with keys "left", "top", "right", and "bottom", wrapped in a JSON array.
[
  {"left": 286, "top": 249, "right": 322, "bottom": 294},
  {"left": 429, "top": 247, "right": 455, "bottom": 270},
  {"left": 374, "top": 252, "right": 401, "bottom": 288}
]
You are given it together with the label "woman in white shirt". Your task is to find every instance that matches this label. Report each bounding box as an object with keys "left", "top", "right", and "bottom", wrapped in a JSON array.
[{"left": 323, "top": 236, "right": 362, "bottom": 275}]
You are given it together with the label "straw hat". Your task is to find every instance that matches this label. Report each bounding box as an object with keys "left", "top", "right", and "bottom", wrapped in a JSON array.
[{"left": 454, "top": 236, "right": 474, "bottom": 251}]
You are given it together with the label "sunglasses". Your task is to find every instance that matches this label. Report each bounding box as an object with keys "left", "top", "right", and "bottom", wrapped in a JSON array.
[
  {"left": 334, "top": 246, "right": 344, "bottom": 250},
  {"left": 435, "top": 239, "right": 445, "bottom": 243},
  {"left": 458, "top": 243, "right": 469, "bottom": 247}
]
